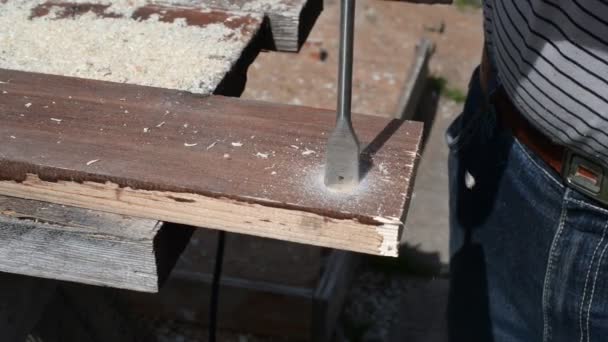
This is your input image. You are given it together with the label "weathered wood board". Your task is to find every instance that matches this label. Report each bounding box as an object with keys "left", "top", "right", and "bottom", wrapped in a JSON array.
[
  {"left": 196, "top": 0, "right": 322, "bottom": 51},
  {"left": 0, "top": 69, "right": 422, "bottom": 256},
  {"left": 0, "top": 195, "right": 193, "bottom": 292},
  {"left": 0, "top": 0, "right": 264, "bottom": 95},
  {"left": 0, "top": 272, "right": 56, "bottom": 342}
]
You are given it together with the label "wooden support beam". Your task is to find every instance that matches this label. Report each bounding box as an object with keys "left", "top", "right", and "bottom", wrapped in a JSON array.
[
  {"left": 0, "top": 69, "right": 422, "bottom": 256},
  {"left": 0, "top": 195, "right": 193, "bottom": 292},
  {"left": 395, "top": 38, "right": 433, "bottom": 120}
]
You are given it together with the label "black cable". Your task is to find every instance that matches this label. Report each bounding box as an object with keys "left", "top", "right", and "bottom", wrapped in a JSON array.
[{"left": 209, "top": 230, "right": 226, "bottom": 342}]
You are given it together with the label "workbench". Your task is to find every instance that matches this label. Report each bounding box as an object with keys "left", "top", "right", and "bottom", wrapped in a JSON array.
[{"left": 0, "top": 0, "right": 426, "bottom": 340}]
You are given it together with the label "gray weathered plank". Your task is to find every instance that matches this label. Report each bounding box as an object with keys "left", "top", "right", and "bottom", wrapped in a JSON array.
[
  {"left": 0, "top": 195, "right": 193, "bottom": 292},
  {"left": 176, "top": 0, "right": 323, "bottom": 51},
  {"left": 395, "top": 38, "right": 433, "bottom": 120}
]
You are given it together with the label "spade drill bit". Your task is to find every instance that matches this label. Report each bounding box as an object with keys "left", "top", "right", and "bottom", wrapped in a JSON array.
[{"left": 324, "top": 0, "right": 361, "bottom": 191}]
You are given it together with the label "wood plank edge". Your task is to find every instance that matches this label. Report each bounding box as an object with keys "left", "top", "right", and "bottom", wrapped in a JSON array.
[
  {"left": 395, "top": 38, "right": 433, "bottom": 120},
  {"left": 0, "top": 215, "right": 159, "bottom": 292},
  {"left": 0, "top": 174, "right": 401, "bottom": 256},
  {"left": 259, "top": 0, "right": 322, "bottom": 52},
  {"left": 213, "top": 13, "right": 266, "bottom": 96}
]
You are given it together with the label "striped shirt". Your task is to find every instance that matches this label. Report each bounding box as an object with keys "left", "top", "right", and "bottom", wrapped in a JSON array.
[{"left": 483, "top": 0, "right": 608, "bottom": 162}]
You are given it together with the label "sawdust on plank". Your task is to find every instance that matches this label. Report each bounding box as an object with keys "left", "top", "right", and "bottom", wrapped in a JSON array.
[
  {"left": 0, "top": 0, "right": 262, "bottom": 94},
  {"left": 175, "top": 0, "right": 296, "bottom": 14}
]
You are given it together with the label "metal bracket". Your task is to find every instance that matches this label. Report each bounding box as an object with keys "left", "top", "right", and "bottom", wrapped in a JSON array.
[{"left": 562, "top": 150, "right": 608, "bottom": 206}]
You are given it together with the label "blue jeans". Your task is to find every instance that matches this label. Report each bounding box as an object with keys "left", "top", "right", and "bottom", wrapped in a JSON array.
[{"left": 447, "top": 69, "right": 608, "bottom": 342}]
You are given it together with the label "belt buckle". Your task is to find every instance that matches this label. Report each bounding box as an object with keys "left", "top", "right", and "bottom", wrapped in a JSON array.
[{"left": 562, "top": 150, "right": 608, "bottom": 206}]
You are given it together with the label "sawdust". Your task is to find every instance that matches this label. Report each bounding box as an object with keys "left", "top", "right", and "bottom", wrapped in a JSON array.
[
  {"left": 280, "top": 141, "right": 410, "bottom": 219},
  {"left": 0, "top": 0, "right": 260, "bottom": 94},
  {"left": 301, "top": 148, "right": 315, "bottom": 156},
  {"left": 291, "top": 162, "right": 395, "bottom": 219},
  {"left": 178, "top": 0, "right": 296, "bottom": 14}
]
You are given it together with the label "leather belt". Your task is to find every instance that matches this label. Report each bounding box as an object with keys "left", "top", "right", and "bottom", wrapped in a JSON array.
[{"left": 479, "top": 47, "right": 608, "bottom": 206}]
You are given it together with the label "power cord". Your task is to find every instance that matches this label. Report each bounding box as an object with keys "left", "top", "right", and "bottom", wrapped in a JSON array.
[{"left": 209, "top": 231, "right": 226, "bottom": 342}]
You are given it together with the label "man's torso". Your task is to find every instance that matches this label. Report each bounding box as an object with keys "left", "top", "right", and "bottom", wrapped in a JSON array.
[{"left": 483, "top": 0, "right": 608, "bottom": 162}]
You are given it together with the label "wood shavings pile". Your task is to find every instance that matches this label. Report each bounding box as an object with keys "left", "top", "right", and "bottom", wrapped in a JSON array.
[
  {"left": 179, "top": 0, "right": 296, "bottom": 14},
  {"left": 0, "top": 0, "right": 261, "bottom": 94}
]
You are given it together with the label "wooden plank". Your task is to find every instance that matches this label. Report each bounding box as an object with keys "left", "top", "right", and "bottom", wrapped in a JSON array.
[
  {"left": 177, "top": 0, "right": 323, "bottom": 51},
  {"left": 0, "top": 272, "right": 56, "bottom": 342},
  {"left": 0, "top": 69, "right": 422, "bottom": 256},
  {"left": 0, "top": 1, "right": 264, "bottom": 95},
  {"left": 395, "top": 38, "right": 433, "bottom": 120},
  {"left": 0, "top": 195, "right": 194, "bottom": 292}
]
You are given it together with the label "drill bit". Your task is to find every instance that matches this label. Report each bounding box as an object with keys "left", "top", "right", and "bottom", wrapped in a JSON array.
[{"left": 324, "top": 0, "right": 360, "bottom": 191}]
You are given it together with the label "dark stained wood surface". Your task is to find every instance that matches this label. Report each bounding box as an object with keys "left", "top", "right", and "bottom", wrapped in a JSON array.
[{"left": 0, "top": 69, "right": 422, "bottom": 255}]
